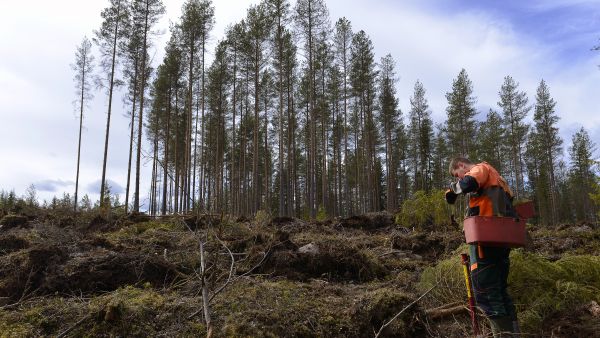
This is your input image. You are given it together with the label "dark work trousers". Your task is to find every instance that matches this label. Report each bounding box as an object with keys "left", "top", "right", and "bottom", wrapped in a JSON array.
[{"left": 468, "top": 244, "right": 516, "bottom": 318}]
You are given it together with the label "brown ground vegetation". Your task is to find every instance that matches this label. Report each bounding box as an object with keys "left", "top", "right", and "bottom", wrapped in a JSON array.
[{"left": 0, "top": 211, "right": 598, "bottom": 337}]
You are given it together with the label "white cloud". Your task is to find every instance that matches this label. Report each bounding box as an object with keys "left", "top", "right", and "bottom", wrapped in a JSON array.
[
  {"left": 0, "top": 0, "right": 598, "bottom": 204},
  {"left": 34, "top": 179, "right": 75, "bottom": 193}
]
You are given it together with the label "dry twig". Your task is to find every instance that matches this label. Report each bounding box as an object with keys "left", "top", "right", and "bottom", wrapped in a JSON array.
[{"left": 374, "top": 282, "right": 440, "bottom": 338}]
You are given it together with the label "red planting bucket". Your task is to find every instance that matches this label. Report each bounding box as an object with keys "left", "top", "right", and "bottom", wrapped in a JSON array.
[
  {"left": 514, "top": 200, "right": 535, "bottom": 219},
  {"left": 463, "top": 216, "right": 527, "bottom": 247}
]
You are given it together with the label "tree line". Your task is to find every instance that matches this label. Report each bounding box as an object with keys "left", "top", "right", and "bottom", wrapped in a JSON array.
[{"left": 71, "top": 0, "right": 599, "bottom": 225}]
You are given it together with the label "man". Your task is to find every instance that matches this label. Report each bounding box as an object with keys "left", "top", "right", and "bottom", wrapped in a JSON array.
[{"left": 445, "top": 157, "right": 520, "bottom": 337}]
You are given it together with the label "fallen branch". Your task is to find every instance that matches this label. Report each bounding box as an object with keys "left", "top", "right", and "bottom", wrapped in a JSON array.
[
  {"left": 374, "top": 283, "right": 439, "bottom": 338},
  {"left": 199, "top": 239, "right": 213, "bottom": 338},
  {"left": 378, "top": 250, "right": 406, "bottom": 258},
  {"left": 425, "top": 302, "right": 467, "bottom": 319}
]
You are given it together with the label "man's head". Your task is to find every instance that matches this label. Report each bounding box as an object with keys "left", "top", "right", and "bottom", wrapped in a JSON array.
[{"left": 449, "top": 157, "right": 473, "bottom": 179}]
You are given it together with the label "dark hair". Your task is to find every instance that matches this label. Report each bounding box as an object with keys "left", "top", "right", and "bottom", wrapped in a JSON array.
[{"left": 448, "top": 157, "right": 472, "bottom": 175}]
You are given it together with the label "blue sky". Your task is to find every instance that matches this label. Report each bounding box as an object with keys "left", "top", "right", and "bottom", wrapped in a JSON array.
[
  {"left": 435, "top": 0, "right": 600, "bottom": 62},
  {"left": 0, "top": 0, "right": 599, "bottom": 206}
]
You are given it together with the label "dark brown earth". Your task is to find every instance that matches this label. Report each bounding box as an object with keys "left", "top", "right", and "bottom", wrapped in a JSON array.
[{"left": 0, "top": 210, "right": 598, "bottom": 337}]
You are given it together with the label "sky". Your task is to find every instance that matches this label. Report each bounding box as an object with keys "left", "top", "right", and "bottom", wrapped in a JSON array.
[{"left": 0, "top": 0, "right": 599, "bottom": 207}]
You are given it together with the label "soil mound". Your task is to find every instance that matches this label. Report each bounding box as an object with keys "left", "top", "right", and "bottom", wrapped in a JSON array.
[
  {"left": 541, "top": 301, "right": 600, "bottom": 337},
  {"left": 338, "top": 211, "right": 395, "bottom": 230},
  {"left": 0, "top": 214, "right": 29, "bottom": 229},
  {"left": 44, "top": 249, "right": 179, "bottom": 295},
  {"left": 0, "top": 244, "right": 67, "bottom": 302},
  {"left": 259, "top": 239, "right": 388, "bottom": 282},
  {"left": 351, "top": 289, "right": 425, "bottom": 337},
  {"left": 391, "top": 231, "right": 462, "bottom": 260}
]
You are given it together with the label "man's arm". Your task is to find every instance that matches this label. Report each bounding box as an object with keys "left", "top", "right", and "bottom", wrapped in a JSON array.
[
  {"left": 452, "top": 175, "right": 479, "bottom": 194},
  {"left": 445, "top": 175, "right": 478, "bottom": 204}
]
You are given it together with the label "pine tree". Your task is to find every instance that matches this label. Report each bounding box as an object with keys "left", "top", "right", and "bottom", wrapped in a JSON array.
[
  {"left": 350, "top": 30, "right": 378, "bottom": 212},
  {"left": 266, "top": 0, "right": 291, "bottom": 216},
  {"left": 477, "top": 109, "right": 505, "bottom": 172},
  {"left": 294, "top": 0, "right": 329, "bottom": 218},
  {"left": 94, "top": 0, "right": 129, "bottom": 209},
  {"left": 245, "top": 3, "right": 272, "bottom": 214},
  {"left": 378, "top": 54, "right": 399, "bottom": 211},
  {"left": 71, "top": 36, "right": 95, "bottom": 212},
  {"left": 532, "top": 79, "right": 563, "bottom": 225},
  {"left": 281, "top": 30, "right": 299, "bottom": 217},
  {"left": 445, "top": 69, "right": 477, "bottom": 157},
  {"left": 119, "top": 3, "right": 151, "bottom": 214},
  {"left": 498, "top": 75, "right": 530, "bottom": 199},
  {"left": 430, "top": 124, "right": 450, "bottom": 191},
  {"left": 568, "top": 127, "right": 598, "bottom": 221},
  {"left": 204, "top": 40, "right": 230, "bottom": 213},
  {"left": 224, "top": 23, "right": 247, "bottom": 216},
  {"left": 177, "top": 0, "right": 214, "bottom": 212},
  {"left": 408, "top": 80, "right": 433, "bottom": 192},
  {"left": 333, "top": 17, "right": 352, "bottom": 216},
  {"left": 394, "top": 118, "right": 410, "bottom": 203},
  {"left": 132, "top": 0, "right": 165, "bottom": 213},
  {"left": 314, "top": 30, "right": 333, "bottom": 217}
]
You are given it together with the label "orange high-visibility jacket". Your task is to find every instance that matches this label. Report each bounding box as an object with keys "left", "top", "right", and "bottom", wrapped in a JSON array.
[{"left": 465, "top": 162, "right": 515, "bottom": 217}]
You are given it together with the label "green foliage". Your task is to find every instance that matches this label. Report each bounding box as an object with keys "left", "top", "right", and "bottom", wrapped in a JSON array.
[
  {"left": 0, "top": 190, "right": 20, "bottom": 214},
  {"left": 418, "top": 250, "right": 600, "bottom": 333},
  {"left": 416, "top": 244, "right": 468, "bottom": 308},
  {"left": 445, "top": 68, "right": 477, "bottom": 157},
  {"left": 395, "top": 190, "right": 450, "bottom": 229},
  {"left": 316, "top": 204, "right": 328, "bottom": 221},
  {"left": 591, "top": 178, "right": 600, "bottom": 219},
  {"left": 408, "top": 80, "right": 434, "bottom": 192},
  {"left": 254, "top": 209, "right": 271, "bottom": 226}
]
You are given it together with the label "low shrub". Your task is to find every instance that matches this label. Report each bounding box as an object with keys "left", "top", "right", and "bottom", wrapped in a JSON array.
[
  {"left": 418, "top": 250, "right": 600, "bottom": 333},
  {"left": 395, "top": 190, "right": 451, "bottom": 229}
]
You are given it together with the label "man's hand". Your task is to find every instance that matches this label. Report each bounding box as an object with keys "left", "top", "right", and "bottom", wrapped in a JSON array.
[
  {"left": 445, "top": 189, "right": 458, "bottom": 204},
  {"left": 450, "top": 181, "right": 463, "bottom": 194}
]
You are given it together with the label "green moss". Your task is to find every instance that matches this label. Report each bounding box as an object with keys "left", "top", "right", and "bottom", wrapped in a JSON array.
[
  {"left": 0, "top": 324, "right": 35, "bottom": 338},
  {"left": 214, "top": 279, "right": 360, "bottom": 337},
  {"left": 134, "top": 221, "right": 185, "bottom": 234},
  {"left": 0, "top": 297, "right": 82, "bottom": 337},
  {"left": 418, "top": 250, "right": 600, "bottom": 334},
  {"left": 83, "top": 286, "right": 170, "bottom": 337}
]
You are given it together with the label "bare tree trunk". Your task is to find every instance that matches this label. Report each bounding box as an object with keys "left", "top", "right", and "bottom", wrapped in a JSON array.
[
  {"left": 134, "top": 0, "right": 149, "bottom": 212},
  {"left": 286, "top": 64, "right": 295, "bottom": 217},
  {"left": 74, "top": 50, "right": 88, "bottom": 212},
  {"left": 161, "top": 87, "right": 171, "bottom": 215},
  {"left": 199, "top": 34, "right": 207, "bottom": 213},
  {"left": 231, "top": 41, "right": 238, "bottom": 216},
  {"left": 174, "top": 91, "right": 180, "bottom": 214},
  {"left": 321, "top": 64, "right": 328, "bottom": 216},
  {"left": 253, "top": 40, "right": 260, "bottom": 214},
  {"left": 100, "top": 0, "right": 122, "bottom": 209},
  {"left": 125, "top": 58, "right": 139, "bottom": 215},
  {"left": 199, "top": 239, "right": 213, "bottom": 337}
]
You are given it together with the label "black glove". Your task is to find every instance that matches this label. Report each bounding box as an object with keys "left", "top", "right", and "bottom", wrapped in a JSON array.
[{"left": 445, "top": 189, "right": 458, "bottom": 204}]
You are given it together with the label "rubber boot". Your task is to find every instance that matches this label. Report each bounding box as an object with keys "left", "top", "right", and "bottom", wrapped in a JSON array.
[
  {"left": 489, "top": 316, "right": 514, "bottom": 337},
  {"left": 510, "top": 313, "right": 521, "bottom": 338}
]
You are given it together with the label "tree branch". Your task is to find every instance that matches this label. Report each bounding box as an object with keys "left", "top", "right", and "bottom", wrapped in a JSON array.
[{"left": 374, "top": 282, "right": 439, "bottom": 338}]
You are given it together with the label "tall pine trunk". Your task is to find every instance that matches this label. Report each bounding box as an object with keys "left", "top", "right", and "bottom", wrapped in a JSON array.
[
  {"left": 134, "top": 0, "right": 150, "bottom": 213},
  {"left": 100, "top": 0, "right": 122, "bottom": 209}
]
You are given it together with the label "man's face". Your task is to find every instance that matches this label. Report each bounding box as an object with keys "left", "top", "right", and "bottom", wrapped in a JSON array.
[{"left": 451, "top": 162, "right": 468, "bottom": 180}]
